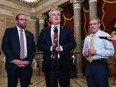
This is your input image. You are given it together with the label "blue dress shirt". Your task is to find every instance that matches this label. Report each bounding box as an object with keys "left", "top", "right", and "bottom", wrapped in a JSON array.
[{"left": 82, "top": 29, "right": 115, "bottom": 60}]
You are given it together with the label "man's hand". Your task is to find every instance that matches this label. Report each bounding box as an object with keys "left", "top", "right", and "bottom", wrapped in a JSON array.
[
  {"left": 52, "top": 43, "right": 56, "bottom": 51},
  {"left": 22, "top": 61, "right": 29, "bottom": 66},
  {"left": 88, "top": 48, "right": 96, "bottom": 56},
  {"left": 12, "top": 59, "right": 29, "bottom": 68},
  {"left": 12, "top": 59, "right": 22, "bottom": 65},
  {"left": 55, "top": 45, "right": 61, "bottom": 51},
  {"left": 12, "top": 59, "right": 25, "bottom": 67},
  {"left": 84, "top": 49, "right": 89, "bottom": 56}
]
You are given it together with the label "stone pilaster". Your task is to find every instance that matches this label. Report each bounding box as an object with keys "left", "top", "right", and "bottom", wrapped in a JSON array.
[
  {"left": 89, "top": 0, "right": 98, "bottom": 18},
  {"left": 70, "top": 0, "right": 84, "bottom": 77}
]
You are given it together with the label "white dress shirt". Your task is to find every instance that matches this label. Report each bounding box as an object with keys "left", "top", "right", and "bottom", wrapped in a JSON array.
[
  {"left": 50, "top": 24, "right": 63, "bottom": 58},
  {"left": 17, "top": 26, "right": 27, "bottom": 58},
  {"left": 51, "top": 24, "right": 60, "bottom": 45},
  {"left": 82, "top": 29, "right": 115, "bottom": 60}
]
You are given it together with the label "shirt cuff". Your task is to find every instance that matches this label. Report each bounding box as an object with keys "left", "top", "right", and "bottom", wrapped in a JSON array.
[
  {"left": 60, "top": 46, "right": 63, "bottom": 51},
  {"left": 50, "top": 46, "right": 53, "bottom": 51},
  {"left": 10, "top": 60, "right": 13, "bottom": 63}
]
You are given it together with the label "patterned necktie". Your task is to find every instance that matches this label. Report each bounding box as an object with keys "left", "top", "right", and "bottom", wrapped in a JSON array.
[
  {"left": 20, "top": 29, "right": 25, "bottom": 60},
  {"left": 52, "top": 26, "right": 58, "bottom": 59},
  {"left": 88, "top": 34, "right": 94, "bottom": 63}
]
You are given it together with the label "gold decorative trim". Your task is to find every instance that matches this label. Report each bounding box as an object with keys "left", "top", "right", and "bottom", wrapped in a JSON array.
[
  {"left": 62, "top": 13, "right": 74, "bottom": 20},
  {"left": 114, "top": 22, "right": 116, "bottom": 27},
  {"left": 103, "top": 0, "right": 116, "bottom": 3},
  {"left": 82, "top": 7, "right": 89, "bottom": 13},
  {"left": 82, "top": 6, "right": 89, "bottom": 35},
  {"left": 101, "top": 2, "right": 105, "bottom": 31},
  {"left": 62, "top": 13, "right": 74, "bottom": 25}
]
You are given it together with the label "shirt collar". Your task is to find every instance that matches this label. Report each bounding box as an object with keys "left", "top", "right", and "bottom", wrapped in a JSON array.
[
  {"left": 90, "top": 29, "right": 101, "bottom": 37},
  {"left": 16, "top": 26, "right": 24, "bottom": 32},
  {"left": 51, "top": 24, "right": 60, "bottom": 29}
]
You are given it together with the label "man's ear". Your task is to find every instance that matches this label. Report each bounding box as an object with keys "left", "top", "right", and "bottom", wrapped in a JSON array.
[{"left": 49, "top": 17, "right": 51, "bottom": 22}]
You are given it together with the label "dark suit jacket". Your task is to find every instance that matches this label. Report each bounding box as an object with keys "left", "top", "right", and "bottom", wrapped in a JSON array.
[
  {"left": 2, "top": 27, "right": 36, "bottom": 70},
  {"left": 37, "top": 25, "right": 76, "bottom": 72}
]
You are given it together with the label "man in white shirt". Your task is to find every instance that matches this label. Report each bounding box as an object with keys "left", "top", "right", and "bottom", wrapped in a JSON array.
[{"left": 82, "top": 17, "right": 114, "bottom": 87}]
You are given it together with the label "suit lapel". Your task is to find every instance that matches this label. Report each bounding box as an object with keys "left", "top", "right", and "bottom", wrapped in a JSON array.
[
  {"left": 25, "top": 30, "right": 29, "bottom": 54},
  {"left": 47, "top": 26, "right": 52, "bottom": 45},
  {"left": 13, "top": 27, "right": 20, "bottom": 55},
  {"left": 13, "top": 27, "right": 20, "bottom": 43},
  {"left": 59, "top": 25, "right": 64, "bottom": 44}
]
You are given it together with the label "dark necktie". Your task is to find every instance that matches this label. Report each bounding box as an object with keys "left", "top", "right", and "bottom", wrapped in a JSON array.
[
  {"left": 20, "top": 29, "right": 25, "bottom": 60},
  {"left": 52, "top": 26, "right": 58, "bottom": 59}
]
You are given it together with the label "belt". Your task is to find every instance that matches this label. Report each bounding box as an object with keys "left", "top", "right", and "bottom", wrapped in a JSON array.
[
  {"left": 95, "top": 58, "right": 106, "bottom": 60},
  {"left": 92, "top": 58, "right": 106, "bottom": 62},
  {"left": 87, "top": 58, "right": 107, "bottom": 63}
]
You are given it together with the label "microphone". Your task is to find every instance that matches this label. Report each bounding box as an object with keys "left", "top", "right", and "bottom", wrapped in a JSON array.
[
  {"left": 54, "top": 27, "right": 58, "bottom": 33},
  {"left": 99, "top": 36, "right": 108, "bottom": 39},
  {"left": 52, "top": 27, "right": 58, "bottom": 58},
  {"left": 111, "top": 27, "right": 116, "bottom": 31}
]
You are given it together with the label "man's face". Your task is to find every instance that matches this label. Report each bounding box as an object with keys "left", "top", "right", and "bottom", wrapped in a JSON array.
[
  {"left": 16, "top": 15, "right": 27, "bottom": 28},
  {"left": 49, "top": 10, "right": 61, "bottom": 25},
  {"left": 89, "top": 19, "right": 100, "bottom": 34}
]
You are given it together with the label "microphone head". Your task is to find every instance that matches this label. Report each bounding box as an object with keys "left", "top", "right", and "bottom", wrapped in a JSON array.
[
  {"left": 111, "top": 27, "right": 116, "bottom": 31},
  {"left": 54, "top": 28, "right": 58, "bottom": 33}
]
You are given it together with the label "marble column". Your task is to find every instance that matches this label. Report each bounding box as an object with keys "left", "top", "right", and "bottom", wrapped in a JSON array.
[
  {"left": 70, "top": 0, "right": 84, "bottom": 77},
  {"left": 36, "top": 14, "right": 46, "bottom": 75},
  {"left": 89, "top": 0, "right": 98, "bottom": 18},
  {"left": 37, "top": 14, "right": 46, "bottom": 34}
]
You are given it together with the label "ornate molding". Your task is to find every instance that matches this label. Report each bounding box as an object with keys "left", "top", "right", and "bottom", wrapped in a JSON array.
[
  {"left": 70, "top": 0, "right": 84, "bottom": 9},
  {"left": 103, "top": 0, "right": 116, "bottom": 3},
  {"left": 89, "top": 0, "right": 97, "bottom": 3},
  {"left": 70, "top": 0, "right": 84, "bottom": 4},
  {"left": 37, "top": 14, "right": 46, "bottom": 20},
  {"left": 7, "top": 0, "right": 45, "bottom": 7},
  {"left": 37, "top": 14, "right": 47, "bottom": 23}
]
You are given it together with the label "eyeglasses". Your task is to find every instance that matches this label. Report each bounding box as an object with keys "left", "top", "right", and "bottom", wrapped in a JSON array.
[{"left": 18, "top": 19, "right": 27, "bottom": 21}]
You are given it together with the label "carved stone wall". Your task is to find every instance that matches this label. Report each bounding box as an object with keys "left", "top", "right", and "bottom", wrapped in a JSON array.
[{"left": 0, "top": 14, "right": 6, "bottom": 74}]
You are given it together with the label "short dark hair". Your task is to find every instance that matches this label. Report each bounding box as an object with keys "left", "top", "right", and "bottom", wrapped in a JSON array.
[{"left": 15, "top": 13, "right": 25, "bottom": 20}]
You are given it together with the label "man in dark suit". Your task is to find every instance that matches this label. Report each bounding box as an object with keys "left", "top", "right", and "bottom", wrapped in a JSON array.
[
  {"left": 37, "top": 7, "right": 76, "bottom": 87},
  {"left": 2, "top": 13, "right": 36, "bottom": 87}
]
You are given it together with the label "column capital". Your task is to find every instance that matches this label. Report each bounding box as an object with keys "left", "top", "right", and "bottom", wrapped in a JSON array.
[
  {"left": 37, "top": 14, "right": 47, "bottom": 20},
  {"left": 70, "top": 0, "right": 84, "bottom": 9},
  {"left": 89, "top": 0, "right": 97, "bottom": 3},
  {"left": 37, "top": 14, "right": 46, "bottom": 24},
  {"left": 28, "top": 15, "right": 37, "bottom": 22},
  {"left": 70, "top": 0, "right": 84, "bottom": 4}
]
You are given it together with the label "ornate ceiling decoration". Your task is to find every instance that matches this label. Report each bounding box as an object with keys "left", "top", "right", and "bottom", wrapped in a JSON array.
[
  {"left": 24, "top": 0, "right": 38, "bottom": 2},
  {"left": 7, "top": 0, "right": 44, "bottom": 6},
  {"left": 16, "top": 0, "right": 40, "bottom": 6}
]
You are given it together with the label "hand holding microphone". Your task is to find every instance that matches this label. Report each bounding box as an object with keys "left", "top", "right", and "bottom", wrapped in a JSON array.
[
  {"left": 52, "top": 27, "right": 59, "bottom": 58},
  {"left": 52, "top": 44, "right": 61, "bottom": 52},
  {"left": 52, "top": 27, "right": 58, "bottom": 51}
]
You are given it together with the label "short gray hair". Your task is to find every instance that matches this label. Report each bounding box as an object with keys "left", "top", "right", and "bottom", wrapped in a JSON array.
[
  {"left": 90, "top": 17, "right": 101, "bottom": 23},
  {"left": 48, "top": 7, "right": 61, "bottom": 17}
]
